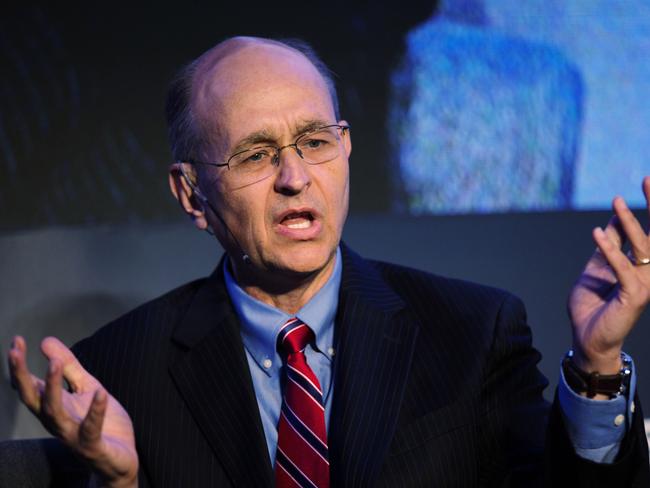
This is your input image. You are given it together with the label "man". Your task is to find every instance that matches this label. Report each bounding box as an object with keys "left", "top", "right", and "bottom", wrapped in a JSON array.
[{"left": 7, "top": 36, "right": 650, "bottom": 487}]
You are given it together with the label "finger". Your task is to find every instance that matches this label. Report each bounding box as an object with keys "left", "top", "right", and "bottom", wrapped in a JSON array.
[
  {"left": 583, "top": 217, "right": 621, "bottom": 274},
  {"left": 8, "top": 336, "right": 43, "bottom": 412},
  {"left": 613, "top": 196, "right": 648, "bottom": 257},
  {"left": 603, "top": 214, "right": 626, "bottom": 250},
  {"left": 42, "top": 358, "right": 73, "bottom": 437},
  {"left": 593, "top": 227, "right": 637, "bottom": 290},
  {"left": 78, "top": 389, "right": 108, "bottom": 454},
  {"left": 41, "top": 337, "right": 100, "bottom": 393},
  {"left": 642, "top": 175, "right": 650, "bottom": 241}
]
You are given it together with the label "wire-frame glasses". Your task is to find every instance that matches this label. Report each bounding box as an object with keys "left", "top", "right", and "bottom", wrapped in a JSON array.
[{"left": 187, "top": 124, "right": 350, "bottom": 188}]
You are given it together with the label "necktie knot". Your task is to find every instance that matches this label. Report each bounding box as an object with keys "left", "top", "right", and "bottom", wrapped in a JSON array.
[{"left": 277, "top": 318, "right": 314, "bottom": 356}]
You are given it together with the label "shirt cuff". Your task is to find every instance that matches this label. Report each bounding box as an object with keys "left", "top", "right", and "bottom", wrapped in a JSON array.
[{"left": 557, "top": 352, "right": 636, "bottom": 463}]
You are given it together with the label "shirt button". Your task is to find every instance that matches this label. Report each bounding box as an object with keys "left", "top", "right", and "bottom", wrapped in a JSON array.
[
  {"left": 262, "top": 359, "right": 272, "bottom": 369},
  {"left": 614, "top": 414, "right": 625, "bottom": 426},
  {"left": 328, "top": 347, "right": 335, "bottom": 356}
]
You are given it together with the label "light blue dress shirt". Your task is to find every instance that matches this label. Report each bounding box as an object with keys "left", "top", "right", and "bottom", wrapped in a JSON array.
[
  {"left": 224, "top": 247, "right": 341, "bottom": 464},
  {"left": 558, "top": 353, "right": 635, "bottom": 463},
  {"left": 224, "top": 245, "right": 633, "bottom": 466}
]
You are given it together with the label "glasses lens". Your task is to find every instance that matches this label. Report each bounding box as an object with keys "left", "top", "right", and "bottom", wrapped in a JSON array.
[
  {"left": 226, "top": 146, "right": 278, "bottom": 186},
  {"left": 297, "top": 127, "right": 342, "bottom": 165},
  {"left": 229, "top": 146, "right": 276, "bottom": 172},
  {"left": 222, "top": 127, "right": 345, "bottom": 188}
]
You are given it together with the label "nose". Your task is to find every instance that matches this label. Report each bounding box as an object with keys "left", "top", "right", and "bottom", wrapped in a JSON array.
[{"left": 273, "top": 144, "right": 311, "bottom": 195}]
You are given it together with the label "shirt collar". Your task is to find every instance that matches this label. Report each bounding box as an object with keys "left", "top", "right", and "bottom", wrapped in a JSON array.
[{"left": 223, "top": 247, "right": 342, "bottom": 377}]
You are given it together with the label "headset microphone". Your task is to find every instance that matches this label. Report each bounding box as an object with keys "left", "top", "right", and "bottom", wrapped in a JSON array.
[{"left": 180, "top": 166, "right": 251, "bottom": 265}]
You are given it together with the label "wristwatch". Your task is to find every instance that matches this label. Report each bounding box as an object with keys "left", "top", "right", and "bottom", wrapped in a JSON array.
[{"left": 562, "top": 350, "right": 632, "bottom": 399}]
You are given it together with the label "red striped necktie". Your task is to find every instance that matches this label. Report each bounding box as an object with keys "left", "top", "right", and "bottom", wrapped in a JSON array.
[{"left": 275, "top": 318, "right": 330, "bottom": 488}]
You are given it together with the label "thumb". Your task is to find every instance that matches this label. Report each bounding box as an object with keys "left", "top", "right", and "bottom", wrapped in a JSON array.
[{"left": 40, "top": 337, "right": 101, "bottom": 393}]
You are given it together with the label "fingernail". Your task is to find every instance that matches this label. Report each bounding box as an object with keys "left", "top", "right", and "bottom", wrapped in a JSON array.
[{"left": 96, "top": 389, "right": 106, "bottom": 402}]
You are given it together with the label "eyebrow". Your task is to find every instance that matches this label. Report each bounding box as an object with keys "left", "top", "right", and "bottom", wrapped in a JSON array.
[
  {"left": 230, "top": 118, "right": 332, "bottom": 154},
  {"left": 230, "top": 130, "right": 277, "bottom": 154}
]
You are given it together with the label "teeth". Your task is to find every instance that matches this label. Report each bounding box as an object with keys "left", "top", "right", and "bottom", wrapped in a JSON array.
[{"left": 286, "top": 219, "right": 311, "bottom": 229}]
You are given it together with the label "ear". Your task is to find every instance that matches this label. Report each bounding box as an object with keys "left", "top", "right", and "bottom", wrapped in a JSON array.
[
  {"left": 168, "top": 162, "right": 209, "bottom": 230},
  {"left": 339, "top": 120, "right": 352, "bottom": 158}
]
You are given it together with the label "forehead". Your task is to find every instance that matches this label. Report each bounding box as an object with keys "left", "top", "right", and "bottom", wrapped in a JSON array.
[{"left": 192, "top": 41, "right": 335, "bottom": 152}]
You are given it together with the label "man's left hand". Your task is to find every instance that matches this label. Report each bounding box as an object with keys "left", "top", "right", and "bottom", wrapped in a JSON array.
[{"left": 569, "top": 176, "right": 650, "bottom": 389}]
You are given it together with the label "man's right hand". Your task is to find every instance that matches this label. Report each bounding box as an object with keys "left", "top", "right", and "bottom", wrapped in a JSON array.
[{"left": 7, "top": 336, "right": 139, "bottom": 488}]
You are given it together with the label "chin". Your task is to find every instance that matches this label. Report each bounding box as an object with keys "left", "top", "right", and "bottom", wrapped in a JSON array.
[{"left": 275, "top": 243, "right": 336, "bottom": 276}]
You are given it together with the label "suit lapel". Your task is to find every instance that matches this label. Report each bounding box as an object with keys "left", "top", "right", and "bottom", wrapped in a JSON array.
[
  {"left": 165, "top": 247, "right": 419, "bottom": 487},
  {"left": 168, "top": 261, "right": 273, "bottom": 487},
  {"left": 329, "top": 245, "right": 420, "bottom": 486}
]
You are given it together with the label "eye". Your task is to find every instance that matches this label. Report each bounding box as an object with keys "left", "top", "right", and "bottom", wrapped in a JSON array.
[
  {"left": 232, "top": 147, "right": 274, "bottom": 167},
  {"left": 300, "top": 137, "right": 330, "bottom": 151},
  {"left": 308, "top": 139, "right": 324, "bottom": 148},
  {"left": 246, "top": 152, "right": 267, "bottom": 162}
]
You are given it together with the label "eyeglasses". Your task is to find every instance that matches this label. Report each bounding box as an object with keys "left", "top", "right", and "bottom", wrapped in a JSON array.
[{"left": 187, "top": 124, "right": 350, "bottom": 188}]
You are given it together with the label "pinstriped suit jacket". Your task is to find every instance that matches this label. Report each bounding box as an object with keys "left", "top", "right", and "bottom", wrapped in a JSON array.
[{"left": 71, "top": 244, "right": 650, "bottom": 487}]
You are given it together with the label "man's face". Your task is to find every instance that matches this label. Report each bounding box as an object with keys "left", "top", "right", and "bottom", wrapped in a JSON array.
[{"left": 192, "top": 42, "right": 351, "bottom": 283}]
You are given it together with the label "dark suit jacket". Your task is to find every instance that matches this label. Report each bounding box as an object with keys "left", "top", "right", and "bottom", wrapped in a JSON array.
[{"left": 71, "top": 245, "right": 650, "bottom": 487}]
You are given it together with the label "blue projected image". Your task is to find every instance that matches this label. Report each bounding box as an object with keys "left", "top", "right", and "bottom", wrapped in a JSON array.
[{"left": 389, "top": 0, "right": 650, "bottom": 214}]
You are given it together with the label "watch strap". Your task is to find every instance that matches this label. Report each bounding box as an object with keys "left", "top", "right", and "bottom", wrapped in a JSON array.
[{"left": 562, "top": 350, "right": 632, "bottom": 399}]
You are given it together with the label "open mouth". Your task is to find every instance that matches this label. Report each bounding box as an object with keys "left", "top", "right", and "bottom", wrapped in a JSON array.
[{"left": 280, "top": 211, "right": 315, "bottom": 229}]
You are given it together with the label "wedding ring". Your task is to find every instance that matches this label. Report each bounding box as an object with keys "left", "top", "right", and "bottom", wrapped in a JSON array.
[{"left": 628, "top": 250, "right": 650, "bottom": 266}]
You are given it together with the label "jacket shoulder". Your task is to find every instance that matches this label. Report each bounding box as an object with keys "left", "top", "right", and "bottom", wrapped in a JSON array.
[
  {"left": 71, "top": 277, "right": 209, "bottom": 371},
  {"left": 367, "top": 258, "right": 532, "bottom": 368},
  {"left": 370, "top": 259, "right": 523, "bottom": 318}
]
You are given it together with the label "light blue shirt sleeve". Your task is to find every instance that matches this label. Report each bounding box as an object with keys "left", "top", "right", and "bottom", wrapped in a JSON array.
[{"left": 557, "top": 353, "right": 636, "bottom": 463}]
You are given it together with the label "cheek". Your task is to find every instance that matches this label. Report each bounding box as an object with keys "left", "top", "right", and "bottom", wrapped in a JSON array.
[
  {"left": 335, "top": 163, "right": 350, "bottom": 201},
  {"left": 338, "top": 181, "right": 350, "bottom": 227},
  {"left": 237, "top": 190, "right": 272, "bottom": 238},
  {"left": 213, "top": 191, "right": 255, "bottom": 232},
  {"left": 323, "top": 166, "right": 350, "bottom": 227}
]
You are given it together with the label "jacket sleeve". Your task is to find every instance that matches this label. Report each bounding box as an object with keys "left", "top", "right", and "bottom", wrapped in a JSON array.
[
  {"left": 545, "top": 389, "right": 650, "bottom": 487},
  {"left": 482, "top": 293, "right": 650, "bottom": 487}
]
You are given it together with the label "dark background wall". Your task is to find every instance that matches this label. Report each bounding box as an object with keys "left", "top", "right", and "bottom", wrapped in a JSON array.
[{"left": 0, "top": 2, "right": 437, "bottom": 229}]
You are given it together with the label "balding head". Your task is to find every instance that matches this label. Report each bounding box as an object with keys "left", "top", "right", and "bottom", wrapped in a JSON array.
[
  {"left": 166, "top": 36, "right": 351, "bottom": 293},
  {"left": 165, "top": 36, "right": 339, "bottom": 163}
]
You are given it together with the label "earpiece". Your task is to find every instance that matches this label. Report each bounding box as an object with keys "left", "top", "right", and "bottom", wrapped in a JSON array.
[
  {"left": 177, "top": 163, "right": 251, "bottom": 265},
  {"left": 180, "top": 165, "right": 208, "bottom": 203}
]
